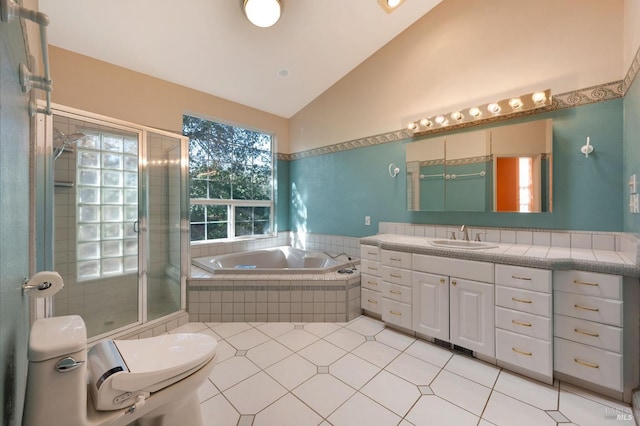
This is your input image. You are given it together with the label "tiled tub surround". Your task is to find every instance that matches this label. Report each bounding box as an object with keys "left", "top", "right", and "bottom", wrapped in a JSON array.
[
  {"left": 188, "top": 270, "right": 361, "bottom": 323},
  {"left": 360, "top": 228, "right": 640, "bottom": 406}
]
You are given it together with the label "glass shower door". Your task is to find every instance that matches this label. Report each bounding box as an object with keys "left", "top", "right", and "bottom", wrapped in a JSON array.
[{"left": 144, "top": 131, "right": 186, "bottom": 322}]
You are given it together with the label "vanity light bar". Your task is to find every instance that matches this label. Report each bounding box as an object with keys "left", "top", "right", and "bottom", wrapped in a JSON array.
[{"left": 407, "top": 89, "right": 552, "bottom": 133}]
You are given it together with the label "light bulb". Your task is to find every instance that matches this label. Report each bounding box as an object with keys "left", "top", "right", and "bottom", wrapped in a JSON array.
[
  {"left": 244, "top": 0, "right": 281, "bottom": 28},
  {"left": 435, "top": 115, "right": 446, "bottom": 125},
  {"left": 469, "top": 107, "right": 482, "bottom": 118},
  {"left": 419, "top": 118, "right": 432, "bottom": 128},
  {"left": 509, "top": 98, "right": 523, "bottom": 110},
  {"left": 532, "top": 92, "right": 547, "bottom": 104},
  {"left": 407, "top": 122, "right": 418, "bottom": 131},
  {"left": 451, "top": 111, "right": 464, "bottom": 121},
  {"left": 487, "top": 103, "right": 501, "bottom": 114},
  {"left": 387, "top": 0, "right": 402, "bottom": 8}
]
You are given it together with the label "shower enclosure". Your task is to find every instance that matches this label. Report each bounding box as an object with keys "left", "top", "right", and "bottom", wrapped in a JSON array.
[{"left": 36, "top": 105, "right": 189, "bottom": 339}]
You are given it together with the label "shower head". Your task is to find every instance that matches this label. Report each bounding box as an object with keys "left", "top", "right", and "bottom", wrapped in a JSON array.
[{"left": 53, "top": 129, "right": 86, "bottom": 160}]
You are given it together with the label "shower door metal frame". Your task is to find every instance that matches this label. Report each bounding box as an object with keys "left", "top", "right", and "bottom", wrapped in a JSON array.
[{"left": 36, "top": 102, "right": 188, "bottom": 340}]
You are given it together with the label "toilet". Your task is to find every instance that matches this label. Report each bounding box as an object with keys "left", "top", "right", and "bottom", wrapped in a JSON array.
[{"left": 23, "top": 315, "right": 218, "bottom": 426}]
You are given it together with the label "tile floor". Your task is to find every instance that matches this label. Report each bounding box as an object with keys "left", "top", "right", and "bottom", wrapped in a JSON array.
[{"left": 169, "top": 316, "right": 636, "bottom": 426}]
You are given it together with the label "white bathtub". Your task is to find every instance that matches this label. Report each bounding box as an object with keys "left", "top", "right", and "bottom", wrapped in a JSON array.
[{"left": 192, "top": 246, "right": 354, "bottom": 275}]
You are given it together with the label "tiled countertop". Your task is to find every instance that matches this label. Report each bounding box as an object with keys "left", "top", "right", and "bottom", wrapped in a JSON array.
[{"left": 360, "top": 234, "right": 640, "bottom": 277}]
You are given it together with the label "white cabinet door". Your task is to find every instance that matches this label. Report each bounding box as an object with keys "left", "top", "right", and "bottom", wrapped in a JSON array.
[
  {"left": 450, "top": 278, "right": 495, "bottom": 357},
  {"left": 412, "top": 271, "right": 449, "bottom": 341}
]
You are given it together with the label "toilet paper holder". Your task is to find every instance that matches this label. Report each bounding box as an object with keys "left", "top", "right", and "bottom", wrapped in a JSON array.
[{"left": 22, "top": 271, "right": 64, "bottom": 297}]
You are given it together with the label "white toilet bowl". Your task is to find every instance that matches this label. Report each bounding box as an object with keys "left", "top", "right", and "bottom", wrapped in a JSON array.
[{"left": 23, "top": 315, "right": 218, "bottom": 426}]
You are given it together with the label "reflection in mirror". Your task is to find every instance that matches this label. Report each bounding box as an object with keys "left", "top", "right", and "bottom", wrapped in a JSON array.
[{"left": 406, "top": 118, "right": 552, "bottom": 213}]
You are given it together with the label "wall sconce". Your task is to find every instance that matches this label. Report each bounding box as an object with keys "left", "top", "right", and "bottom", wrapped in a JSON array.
[
  {"left": 581, "top": 137, "right": 594, "bottom": 158},
  {"left": 244, "top": 0, "right": 281, "bottom": 28},
  {"left": 407, "top": 89, "right": 552, "bottom": 135},
  {"left": 389, "top": 163, "right": 400, "bottom": 177}
]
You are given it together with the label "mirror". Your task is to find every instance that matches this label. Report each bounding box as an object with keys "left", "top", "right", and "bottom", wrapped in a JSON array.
[{"left": 406, "top": 118, "right": 552, "bottom": 212}]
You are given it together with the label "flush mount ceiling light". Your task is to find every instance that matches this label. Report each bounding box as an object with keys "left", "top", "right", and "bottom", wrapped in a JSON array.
[
  {"left": 244, "top": 0, "right": 281, "bottom": 28},
  {"left": 407, "top": 89, "right": 552, "bottom": 134},
  {"left": 378, "top": 0, "right": 406, "bottom": 13}
]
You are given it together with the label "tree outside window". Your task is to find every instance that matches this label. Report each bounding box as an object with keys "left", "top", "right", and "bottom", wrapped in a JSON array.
[{"left": 183, "top": 115, "right": 274, "bottom": 242}]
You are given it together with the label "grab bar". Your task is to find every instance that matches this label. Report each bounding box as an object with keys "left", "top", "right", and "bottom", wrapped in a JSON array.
[
  {"left": 447, "top": 171, "right": 486, "bottom": 180},
  {"left": 0, "top": 0, "right": 52, "bottom": 115},
  {"left": 419, "top": 173, "right": 445, "bottom": 179}
]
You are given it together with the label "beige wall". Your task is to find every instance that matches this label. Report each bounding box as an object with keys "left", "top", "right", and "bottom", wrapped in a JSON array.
[
  {"left": 624, "top": 0, "right": 640, "bottom": 73},
  {"left": 48, "top": 46, "right": 291, "bottom": 153},
  {"left": 290, "top": 0, "right": 624, "bottom": 152}
]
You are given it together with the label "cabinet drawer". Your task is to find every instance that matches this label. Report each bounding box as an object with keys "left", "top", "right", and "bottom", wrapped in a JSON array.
[
  {"left": 496, "top": 329, "right": 552, "bottom": 377},
  {"left": 381, "top": 250, "right": 412, "bottom": 269},
  {"left": 495, "top": 307, "right": 552, "bottom": 341},
  {"left": 360, "top": 245, "right": 380, "bottom": 261},
  {"left": 361, "top": 274, "right": 382, "bottom": 291},
  {"left": 554, "top": 337, "right": 622, "bottom": 392},
  {"left": 554, "top": 314, "right": 623, "bottom": 353},
  {"left": 413, "top": 254, "right": 494, "bottom": 283},
  {"left": 360, "top": 259, "right": 381, "bottom": 277},
  {"left": 495, "top": 286, "right": 552, "bottom": 317},
  {"left": 361, "top": 288, "right": 382, "bottom": 314},
  {"left": 381, "top": 281, "right": 412, "bottom": 304},
  {"left": 382, "top": 299, "right": 412, "bottom": 329},
  {"left": 554, "top": 270, "right": 622, "bottom": 300},
  {"left": 495, "top": 264, "right": 551, "bottom": 293},
  {"left": 554, "top": 291, "right": 623, "bottom": 327},
  {"left": 381, "top": 265, "right": 412, "bottom": 286}
]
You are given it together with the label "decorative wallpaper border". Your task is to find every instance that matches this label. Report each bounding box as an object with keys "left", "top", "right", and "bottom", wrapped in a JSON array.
[{"left": 280, "top": 45, "right": 640, "bottom": 162}]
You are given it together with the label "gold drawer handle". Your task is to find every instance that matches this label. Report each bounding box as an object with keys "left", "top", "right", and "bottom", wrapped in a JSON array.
[
  {"left": 574, "top": 328, "right": 600, "bottom": 337},
  {"left": 512, "top": 297, "right": 532, "bottom": 304},
  {"left": 389, "top": 290, "right": 402, "bottom": 295},
  {"left": 452, "top": 281, "right": 457, "bottom": 286},
  {"left": 367, "top": 299, "right": 378, "bottom": 304},
  {"left": 512, "top": 347, "right": 532, "bottom": 356},
  {"left": 368, "top": 266, "right": 378, "bottom": 271},
  {"left": 367, "top": 281, "right": 378, "bottom": 286},
  {"left": 389, "top": 310, "right": 402, "bottom": 316},
  {"left": 512, "top": 275, "right": 532, "bottom": 281},
  {"left": 390, "top": 257, "right": 402, "bottom": 262},
  {"left": 573, "top": 280, "right": 599, "bottom": 287},
  {"left": 367, "top": 251, "right": 377, "bottom": 256},
  {"left": 440, "top": 278, "right": 446, "bottom": 284},
  {"left": 390, "top": 274, "right": 402, "bottom": 279},
  {"left": 574, "top": 304, "right": 599, "bottom": 312},
  {"left": 512, "top": 319, "right": 532, "bottom": 327},
  {"left": 574, "top": 358, "right": 599, "bottom": 369}
]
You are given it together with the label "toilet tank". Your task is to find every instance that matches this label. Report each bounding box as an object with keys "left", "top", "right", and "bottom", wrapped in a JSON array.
[{"left": 23, "top": 315, "right": 88, "bottom": 426}]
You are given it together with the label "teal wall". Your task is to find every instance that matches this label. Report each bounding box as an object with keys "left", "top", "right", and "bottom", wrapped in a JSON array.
[
  {"left": 624, "top": 74, "right": 640, "bottom": 233},
  {"left": 289, "top": 99, "right": 624, "bottom": 237},
  {"left": 0, "top": 19, "right": 31, "bottom": 425},
  {"left": 275, "top": 158, "right": 290, "bottom": 232}
]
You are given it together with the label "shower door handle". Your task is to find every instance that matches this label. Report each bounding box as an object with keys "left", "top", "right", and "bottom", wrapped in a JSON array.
[{"left": 133, "top": 221, "right": 138, "bottom": 233}]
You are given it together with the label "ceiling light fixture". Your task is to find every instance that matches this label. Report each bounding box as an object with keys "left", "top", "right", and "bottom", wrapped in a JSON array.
[
  {"left": 244, "top": 0, "right": 281, "bottom": 28},
  {"left": 378, "top": 0, "right": 405, "bottom": 13},
  {"left": 406, "top": 89, "right": 552, "bottom": 135}
]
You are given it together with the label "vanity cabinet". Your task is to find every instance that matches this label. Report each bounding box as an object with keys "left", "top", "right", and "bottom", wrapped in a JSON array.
[
  {"left": 494, "top": 264, "right": 553, "bottom": 384},
  {"left": 360, "top": 245, "right": 382, "bottom": 315},
  {"left": 412, "top": 254, "right": 495, "bottom": 358},
  {"left": 553, "top": 270, "right": 639, "bottom": 401}
]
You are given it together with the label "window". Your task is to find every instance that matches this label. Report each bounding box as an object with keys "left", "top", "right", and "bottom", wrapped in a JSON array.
[
  {"left": 184, "top": 115, "right": 274, "bottom": 242},
  {"left": 76, "top": 130, "right": 139, "bottom": 281}
]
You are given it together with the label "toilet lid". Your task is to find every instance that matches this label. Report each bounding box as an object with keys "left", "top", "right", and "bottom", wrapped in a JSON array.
[{"left": 111, "top": 333, "right": 217, "bottom": 393}]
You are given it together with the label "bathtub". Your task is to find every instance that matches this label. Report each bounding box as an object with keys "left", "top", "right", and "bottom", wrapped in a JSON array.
[
  {"left": 192, "top": 246, "right": 352, "bottom": 275},
  {"left": 189, "top": 246, "right": 362, "bottom": 323}
]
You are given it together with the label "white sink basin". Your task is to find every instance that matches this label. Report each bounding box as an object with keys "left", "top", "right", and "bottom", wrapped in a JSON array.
[{"left": 429, "top": 239, "right": 498, "bottom": 250}]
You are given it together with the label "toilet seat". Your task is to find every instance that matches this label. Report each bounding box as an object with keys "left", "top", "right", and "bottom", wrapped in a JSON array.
[
  {"left": 113, "top": 333, "right": 217, "bottom": 393},
  {"left": 88, "top": 333, "right": 217, "bottom": 411}
]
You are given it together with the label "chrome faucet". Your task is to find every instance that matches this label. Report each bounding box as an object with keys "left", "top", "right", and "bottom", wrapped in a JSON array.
[{"left": 460, "top": 225, "right": 470, "bottom": 241}]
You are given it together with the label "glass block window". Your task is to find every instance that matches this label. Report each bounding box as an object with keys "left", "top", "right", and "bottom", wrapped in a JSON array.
[
  {"left": 184, "top": 115, "right": 274, "bottom": 242},
  {"left": 76, "top": 131, "right": 138, "bottom": 281}
]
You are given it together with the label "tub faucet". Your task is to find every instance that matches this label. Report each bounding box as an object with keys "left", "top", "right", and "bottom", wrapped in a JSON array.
[{"left": 460, "top": 225, "right": 470, "bottom": 241}]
